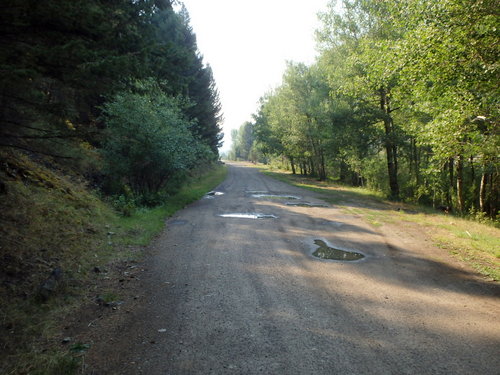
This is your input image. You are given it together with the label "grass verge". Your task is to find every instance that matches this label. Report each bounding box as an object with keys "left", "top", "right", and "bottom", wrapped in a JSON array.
[
  {"left": 262, "top": 168, "right": 500, "bottom": 281},
  {"left": 0, "top": 155, "right": 227, "bottom": 374},
  {"left": 112, "top": 164, "right": 227, "bottom": 247}
]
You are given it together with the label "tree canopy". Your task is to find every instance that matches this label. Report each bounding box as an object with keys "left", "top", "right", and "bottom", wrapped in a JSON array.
[
  {"left": 1, "top": 0, "right": 223, "bottom": 200},
  {"left": 230, "top": 0, "right": 498, "bottom": 218}
]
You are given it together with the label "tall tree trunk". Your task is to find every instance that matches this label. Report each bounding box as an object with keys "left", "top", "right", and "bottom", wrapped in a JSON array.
[
  {"left": 470, "top": 156, "right": 475, "bottom": 183},
  {"left": 340, "top": 159, "right": 348, "bottom": 183},
  {"left": 380, "top": 88, "right": 399, "bottom": 199},
  {"left": 290, "top": 156, "right": 296, "bottom": 175},
  {"left": 308, "top": 133, "right": 323, "bottom": 180},
  {"left": 414, "top": 141, "right": 421, "bottom": 186},
  {"left": 309, "top": 158, "right": 315, "bottom": 177},
  {"left": 469, "top": 156, "right": 477, "bottom": 208},
  {"left": 447, "top": 157, "right": 454, "bottom": 208},
  {"left": 318, "top": 149, "right": 326, "bottom": 181},
  {"left": 385, "top": 136, "right": 399, "bottom": 198},
  {"left": 393, "top": 144, "right": 398, "bottom": 178},
  {"left": 409, "top": 138, "right": 414, "bottom": 176},
  {"left": 456, "top": 154, "right": 465, "bottom": 213},
  {"left": 479, "top": 171, "right": 488, "bottom": 213},
  {"left": 490, "top": 172, "right": 498, "bottom": 219}
]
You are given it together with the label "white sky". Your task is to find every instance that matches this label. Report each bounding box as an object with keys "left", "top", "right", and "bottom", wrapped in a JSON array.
[{"left": 178, "top": 0, "right": 330, "bottom": 152}]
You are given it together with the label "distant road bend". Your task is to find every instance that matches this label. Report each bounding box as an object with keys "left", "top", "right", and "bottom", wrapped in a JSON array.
[{"left": 100, "top": 162, "right": 500, "bottom": 374}]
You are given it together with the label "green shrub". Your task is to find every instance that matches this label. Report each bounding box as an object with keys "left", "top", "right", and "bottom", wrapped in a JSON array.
[{"left": 101, "top": 82, "right": 216, "bottom": 198}]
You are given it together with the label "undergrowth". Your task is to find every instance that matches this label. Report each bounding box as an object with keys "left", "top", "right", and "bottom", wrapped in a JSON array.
[
  {"left": 112, "top": 164, "right": 227, "bottom": 246},
  {"left": 0, "top": 150, "right": 227, "bottom": 374}
]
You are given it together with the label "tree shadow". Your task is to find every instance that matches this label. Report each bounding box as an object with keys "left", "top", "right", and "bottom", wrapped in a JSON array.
[{"left": 226, "top": 198, "right": 500, "bottom": 299}]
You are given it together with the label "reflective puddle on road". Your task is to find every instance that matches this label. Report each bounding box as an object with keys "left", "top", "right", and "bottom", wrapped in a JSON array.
[
  {"left": 312, "top": 239, "right": 365, "bottom": 261},
  {"left": 251, "top": 193, "right": 301, "bottom": 200},
  {"left": 218, "top": 213, "right": 278, "bottom": 219},
  {"left": 245, "top": 190, "right": 268, "bottom": 195},
  {"left": 169, "top": 219, "right": 188, "bottom": 226},
  {"left": 285, "top": 202, "right": 328, "bottom": 207},
  {"left": 204, "top": 191, "right": 225, "bottom": 199}
]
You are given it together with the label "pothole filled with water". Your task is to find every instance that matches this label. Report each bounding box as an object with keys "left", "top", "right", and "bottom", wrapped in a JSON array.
[
  {"left": 312, "top": 239, "right": 365, "bottom": 261},
  {"left": 218, "top": 213, "right": 278, "bottom": 219},
  {"left": 285, "top": 202, "right": 328, "bottom": 207},
  {"left": 204, "top": 191, "right": 224, "bottom": 199},
  {"left": 251, "top": 193, "right": 301, "bottom": 200},
  {"left": 245, "top": 190, "right": 268, "bottom": 195},
  {"left": 169, "top": 219, "right": 188, "bottom": 226}
]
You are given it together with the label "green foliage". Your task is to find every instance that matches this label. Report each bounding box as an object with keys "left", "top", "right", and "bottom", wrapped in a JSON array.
[
  {"left": 101, "top": 82, "right": 216, "bottom": 197},
  {"left": 112, "top": 193, "right": 136, "bottom": 217},
  {"left": 1, "top": 0, "right": 222, "bottom": 188},
  {"left": 232, "top": 0, "right": 498, "bottom": 218},
  {"left": 0, "top": 2, "right": 224, "bottom": 373},
  {"left": 113, "top": 164, "right": 227, "bottom": 246},
  {"left": 228, "top": 121, "right": 261, "bottom": 162}
]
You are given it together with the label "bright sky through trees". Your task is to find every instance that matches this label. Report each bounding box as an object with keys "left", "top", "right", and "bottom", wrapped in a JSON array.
[{"left": 178, "top": 0, "right": 330, "bottom": 151}]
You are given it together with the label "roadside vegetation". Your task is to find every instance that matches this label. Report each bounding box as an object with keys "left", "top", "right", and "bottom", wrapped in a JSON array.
[
  {"left": 262, "top": 167, "right": 500, "bottom": 281},
  {"left": 0, "top": 157, "right": 226, "bottom": 374},
  {"left": 112, "top": 165, "right": 227, "bottom": 247},
  {"left": 229, "top": 0, "right": 498, "bottom": 221},
  {"left": 228, "top": 0, "right": 498, "bottom": 279},
  {"left": 1, "top": 1, "right": 225, "bottom": 373}
]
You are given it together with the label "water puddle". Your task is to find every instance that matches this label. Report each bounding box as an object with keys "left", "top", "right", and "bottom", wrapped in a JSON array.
[
  {"left": 218, "top": 213, "right": 278, "bottom": 219},
  {"left": 312, "top": 239, "right": 365, "bottom": 261},
  {"left": 251, "top": 193, "right": 301, "bottom": 200},
  {"left": 245, "top": 190, "right": 268, "bottom": 195},
  {"left": 169, "top": 219, "right": 188, "bottom": 226},
  {"left": 204, "top": 191, "right": 225, "bottom": 199},
  {"left": 285, "top": 202, "right": 328, "bottom": 207}
]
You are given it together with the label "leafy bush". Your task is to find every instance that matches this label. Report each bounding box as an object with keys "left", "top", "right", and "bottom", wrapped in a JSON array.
[
  {"left": 112, "top": 194, "right": 136, "bottom": 216},
  {"left": 101, "top": 83, "right": 216, "bottom": 199}
]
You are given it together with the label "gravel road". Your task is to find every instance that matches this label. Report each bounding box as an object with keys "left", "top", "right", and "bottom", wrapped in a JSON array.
[{"left": 97, "top": 162, "right": 500, "bottom": 374}]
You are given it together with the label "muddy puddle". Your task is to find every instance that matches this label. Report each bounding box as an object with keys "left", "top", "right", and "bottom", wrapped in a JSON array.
[
  {"left": 312, "top": 239, "right": 365, "bottom": 261},
  {"left": 285, "top": 202, "right": 328, "bottom": 207},
  {"left": 218, "top": 213, "right": 278, "bottom": 219}
]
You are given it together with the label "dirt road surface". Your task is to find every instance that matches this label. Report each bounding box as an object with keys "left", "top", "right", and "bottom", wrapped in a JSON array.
[{"left": 88, "top": 162, "right": 500, "bottom": 374}]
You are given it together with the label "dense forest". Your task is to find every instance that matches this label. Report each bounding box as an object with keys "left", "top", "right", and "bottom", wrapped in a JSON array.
[
  {"left": 0, "top": 2, "right": 223, "bottom": 370},
  {"left": 229, "top": 0, "right": 498, "bottom": 219},
  {"left": 1, "top": 0, "right": 222, "bottom": 205}
]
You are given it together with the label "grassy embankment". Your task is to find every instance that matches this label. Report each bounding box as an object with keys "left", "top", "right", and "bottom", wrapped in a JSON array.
[
  {"left": 261, "top": 167, "right": 499, "bottom": 282},
  {"left": 112, "top": 164, "right": 227, "bottom": 246},
  {"left": 0, "top": 152, "right": 227, "bottom": 374}
]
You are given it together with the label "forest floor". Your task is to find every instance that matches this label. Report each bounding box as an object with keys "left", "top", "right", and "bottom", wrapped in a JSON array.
[{"left": 76, "top": 161, "right": 499, "bottom": 374}]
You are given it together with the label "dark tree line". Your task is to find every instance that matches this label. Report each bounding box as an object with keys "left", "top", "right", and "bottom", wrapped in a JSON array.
[{"left": 1, "top": 0, "right": 222, "bottom": 201}]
